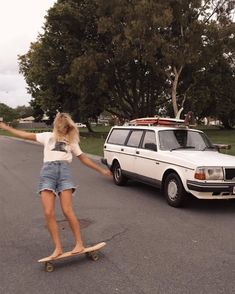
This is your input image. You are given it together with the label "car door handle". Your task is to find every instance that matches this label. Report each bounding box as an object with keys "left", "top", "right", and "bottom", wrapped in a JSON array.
[
  {"left": 121, "top": 148, "right": 124, "bottom": 151},
  {"left": 136, "top": 151, "right": 140, "bottom": 154}
]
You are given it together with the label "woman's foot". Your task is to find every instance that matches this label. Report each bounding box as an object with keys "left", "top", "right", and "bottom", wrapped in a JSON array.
[
  {"left": 49, "top": 248, "right": 63, "bottom": 259},
  {"left": 71, "top": 243, "right": 85, "bottom": 254}
]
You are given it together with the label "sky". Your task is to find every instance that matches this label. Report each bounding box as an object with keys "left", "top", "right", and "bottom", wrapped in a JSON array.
[{"left": 0, "top": 0, "right": 57, "bottom": 108}]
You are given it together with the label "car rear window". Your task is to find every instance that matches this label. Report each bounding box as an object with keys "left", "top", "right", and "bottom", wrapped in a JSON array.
[{"left": 107, "top": 129, "right": 130, "bottom": 145}]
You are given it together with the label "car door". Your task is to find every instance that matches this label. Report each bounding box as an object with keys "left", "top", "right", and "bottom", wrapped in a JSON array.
[
  {"left": 134, "top": 130, "right": 160, "bottom": 184},
  {"left": 123, "top": 129, "right": 144, "bottom": 174}
]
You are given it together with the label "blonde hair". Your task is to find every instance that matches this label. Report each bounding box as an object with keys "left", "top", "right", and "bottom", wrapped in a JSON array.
[{"left": 53, "top": 112, "right": 80, "bottom": 144}]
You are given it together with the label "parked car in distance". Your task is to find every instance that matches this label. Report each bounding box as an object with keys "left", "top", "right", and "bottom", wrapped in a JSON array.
[
  {"left": 76, "top": 123, "right": 86, "bottom": 128},
  {"left": 102, "top": 118, "right": 235, "bottom": 207}
]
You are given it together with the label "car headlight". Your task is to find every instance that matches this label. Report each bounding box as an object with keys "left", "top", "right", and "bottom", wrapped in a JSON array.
[{"left": 194, "top": 167, "right": 224, "bottom": 180}]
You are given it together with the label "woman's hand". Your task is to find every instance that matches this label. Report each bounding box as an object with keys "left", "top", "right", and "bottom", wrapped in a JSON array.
[
  {"left": 78, "top": 154, "right": 113, "bottom": 178},
  {"left": 100, "top": 168, "right": 113, "bottom": 178},
  {"left": 0, "top": 122, "right": 9, "bottom": 130}
]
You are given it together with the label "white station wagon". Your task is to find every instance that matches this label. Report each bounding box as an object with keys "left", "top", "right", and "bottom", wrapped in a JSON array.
[{"left": 102, "top": 120, "right": 235, "bottom": 207}]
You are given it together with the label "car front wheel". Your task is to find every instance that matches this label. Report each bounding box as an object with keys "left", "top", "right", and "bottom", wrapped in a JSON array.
[
  {"left": 112, "top": 161, "right": 127, "bottom": 186},
  {"left": 164, "top": 173, "right": 187, "bottom": 207}
]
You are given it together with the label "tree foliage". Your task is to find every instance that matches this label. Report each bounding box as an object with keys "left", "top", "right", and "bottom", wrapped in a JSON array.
[
  {"left": 18, "top": 0, "right": 235, "bottom": 127},
  {"left": 0, "top": 103, "right": 17, "bottom": 122},
  {"left": 186, "top": 56, "right": 235, "bottom": 128},
  {"left": 14, "top": 105, "right": 33, "bottom": 119},
  {"left": 0, "top": 103, "right": 34, "bottom": 122}
]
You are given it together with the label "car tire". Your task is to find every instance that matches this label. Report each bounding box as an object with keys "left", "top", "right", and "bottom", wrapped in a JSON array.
[
  {"left": 112, "top": 161, "right": 128, "bottom": 186},
  {"left": 164, "top": 173, "right": 187, "bottom": 207}
]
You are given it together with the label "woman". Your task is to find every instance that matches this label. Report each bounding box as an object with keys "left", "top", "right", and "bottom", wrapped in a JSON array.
[{"left": 0, "top": 113, "right": 111, "bottom": 258}]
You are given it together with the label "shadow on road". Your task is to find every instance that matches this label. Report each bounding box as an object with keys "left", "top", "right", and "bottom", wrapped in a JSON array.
[{"left": 122, "top": 180, "right": 235, "bottom": 215}]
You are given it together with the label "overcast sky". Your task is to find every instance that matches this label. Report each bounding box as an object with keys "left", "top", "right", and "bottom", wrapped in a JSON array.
[{"left": 0, "top": 0, "right": 56, "bottom": 108}]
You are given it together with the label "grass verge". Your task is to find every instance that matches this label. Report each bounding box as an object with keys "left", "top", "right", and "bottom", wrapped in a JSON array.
[{"left": 203, "top": 128, "right": 235, "bottom": 156}]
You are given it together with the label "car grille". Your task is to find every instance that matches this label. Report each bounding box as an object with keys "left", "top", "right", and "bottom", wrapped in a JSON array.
[{"left": 224, "top": 168, "right": 235, "bottom": 180}]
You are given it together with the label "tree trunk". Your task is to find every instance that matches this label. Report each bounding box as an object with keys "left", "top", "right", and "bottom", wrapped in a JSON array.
[
  {"left": 85, "top": 121, "right": 94, "bottom": 132},
  {"left": 171, "top": 66, "right": 183, "bottom": 117},
  {"left": 221, "top": 117, "right": 233, "bottom": 129}
]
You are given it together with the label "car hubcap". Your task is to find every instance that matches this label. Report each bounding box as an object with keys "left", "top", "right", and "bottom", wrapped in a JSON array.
[
  {"left": 115, "top": 167, "right": 121, "bottom": 180},
  {"left": 168, "top": 181, "right": 178, "bottom": 200}
]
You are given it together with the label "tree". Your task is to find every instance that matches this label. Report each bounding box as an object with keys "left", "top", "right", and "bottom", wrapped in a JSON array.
[
  {"left": 145, "top": 0, "right": 235, "bottom": 117},
  {"left": 67, "top": 0, "right": 235, "bottom": 119},
  {"left": 185, "top": 56, "right": 235, "bottom": 128},
  {"left": 19, "top": 0, "right": 104, "bottom": 125},
  {"left": 0, "top": 103, "right": 17, "bottom": 122},
  {"left": 14, "top": 105, "right": 33, "bottom": 119},
  {"left": 19, "top": 0, "right": 235, "bottom": 123},
  {"left": 19, "top": 0, "right": 169, "bottom": 121},
  {"left": 212, "top": 59, "right": 235, "bottom": 128},
  {"left": 174, "top": 2, "right": 235, "bottom": 128},
  {"left": 65, "top": 0, "right": 174, "bottom": 120}
]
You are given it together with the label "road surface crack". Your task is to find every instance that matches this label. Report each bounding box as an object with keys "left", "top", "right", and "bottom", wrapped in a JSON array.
[{"left": 102, "top": 228, "right": 128, "bottom": 243}]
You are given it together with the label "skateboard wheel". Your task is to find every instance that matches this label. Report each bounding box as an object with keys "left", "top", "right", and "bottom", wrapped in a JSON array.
[
  {"left": 45, "top": 262, "right": 54, "bottom": 272},
  {"left": 87, "top": 251, "right": 99, "bottom": 261}
]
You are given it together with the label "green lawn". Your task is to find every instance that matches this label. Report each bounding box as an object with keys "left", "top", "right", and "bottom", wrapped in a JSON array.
[
  {"left": 80, "top": 136, "right": 106, "bottom": 156},
  {"left": 79, "top": 125, "right": 110, "bottom": 156},
  {"left": 1, "top": 126, "right": 234, "bottom": 157},
  {"left": 203, "top": 128, "right": 235, "bottom": 156}
]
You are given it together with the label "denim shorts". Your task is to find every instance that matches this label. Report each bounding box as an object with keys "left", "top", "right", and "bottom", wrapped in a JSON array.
[{"left": 38, "top": 161, "right": 77, "bottom": 196}]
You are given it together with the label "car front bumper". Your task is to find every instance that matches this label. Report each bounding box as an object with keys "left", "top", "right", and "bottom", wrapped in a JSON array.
[{"left": 187, "top": 180, "right": 235, "bottom": 194}]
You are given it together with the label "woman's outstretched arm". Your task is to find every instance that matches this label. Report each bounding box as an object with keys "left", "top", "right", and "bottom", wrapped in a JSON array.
[
  {"left": 0, "top": 122, "right": 36, "bottom": 141},
  {"left": 77, "top": 153, "right": 112, "bottom": 177}
]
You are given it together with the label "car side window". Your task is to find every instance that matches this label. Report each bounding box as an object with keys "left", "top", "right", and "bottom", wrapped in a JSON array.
[
  {"left": 141, "top": 131, "right": 157, "bottom": 151},
  {"left": 107, "top": 129, "right": 130, "bottom": 145},
  {"left": 126, "top": 130, "right": 144, "bottom": 147}
]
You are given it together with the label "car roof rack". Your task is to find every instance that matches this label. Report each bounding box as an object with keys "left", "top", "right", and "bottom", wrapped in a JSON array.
[
  {"left": 127, "top": 112, "right": 195, "bottom": 128},
  {"left": 128, "top": 117, "right": 186, "bottom": 127}
]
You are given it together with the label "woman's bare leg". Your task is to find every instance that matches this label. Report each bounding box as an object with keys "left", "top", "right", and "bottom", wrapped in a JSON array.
[
  {"left": 60, "top": 189, "right": 84, "bottom": 253},
  {"left": 40, "top": 190, "right": 63, "bottom": 258}
]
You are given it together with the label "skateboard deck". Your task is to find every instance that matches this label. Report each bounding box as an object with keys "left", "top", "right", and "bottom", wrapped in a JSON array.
[{"left": 38, "top": 242, "right": 106, "bottom": 272}]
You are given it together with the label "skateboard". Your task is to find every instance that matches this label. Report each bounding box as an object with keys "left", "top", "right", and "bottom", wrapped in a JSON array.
[{"left": 38, "top": 242, "right": 106, "bottom": 272}]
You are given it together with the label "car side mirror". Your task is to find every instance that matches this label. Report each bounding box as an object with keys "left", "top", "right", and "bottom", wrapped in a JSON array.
[{"left": 213, "top": 144, "right": 231, "bottom": 151}]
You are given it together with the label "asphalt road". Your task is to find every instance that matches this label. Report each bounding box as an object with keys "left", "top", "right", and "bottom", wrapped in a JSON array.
[{"left": 1, "top": 136, "right": 235, "bottom": 294}]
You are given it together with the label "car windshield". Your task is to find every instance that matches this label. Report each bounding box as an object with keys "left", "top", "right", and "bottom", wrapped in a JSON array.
[{"left": 158, "top": 129, "right": 214, "bottom": 151}]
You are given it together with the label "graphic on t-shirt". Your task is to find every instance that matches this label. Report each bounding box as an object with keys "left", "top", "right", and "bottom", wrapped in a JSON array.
[{"left": 51, "top": 141, "right": 67, "bottom": 153}]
